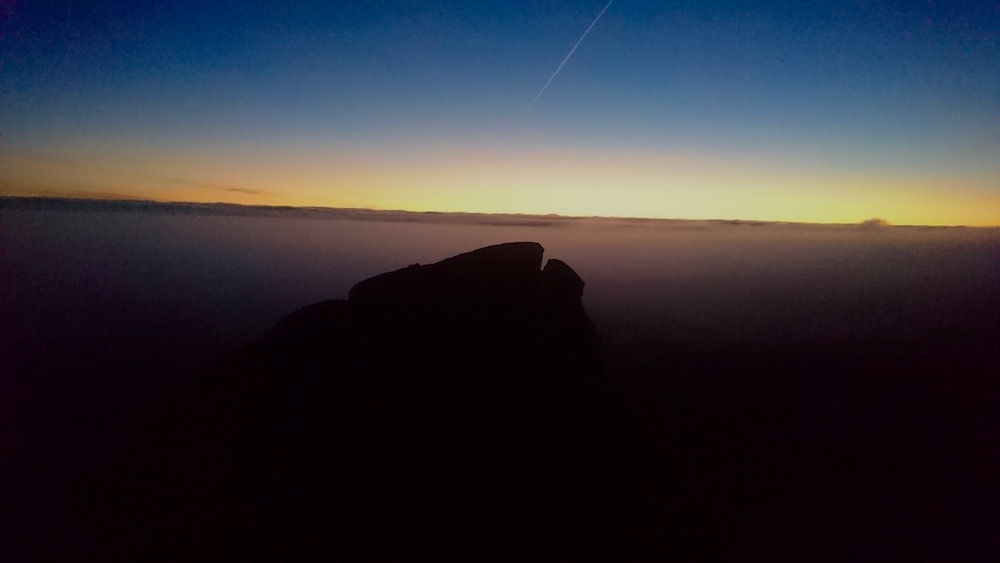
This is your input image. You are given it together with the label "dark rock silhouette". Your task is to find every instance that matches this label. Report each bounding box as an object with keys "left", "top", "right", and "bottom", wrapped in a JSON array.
[
  {"left": 180, "top": 242, "right": 708, "bottom": 560},
  {"left": 217, "top": 242, "right": 605, "bottom": 408}
]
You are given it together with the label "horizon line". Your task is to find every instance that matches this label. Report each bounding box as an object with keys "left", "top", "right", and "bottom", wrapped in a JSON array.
[{"left": 0, "top": 194, "right": 992, "bottom": 229}]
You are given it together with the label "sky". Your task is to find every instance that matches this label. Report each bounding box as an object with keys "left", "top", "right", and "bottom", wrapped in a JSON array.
[{"left": 2, "top": 0, "right": 999, "bottom": 225}]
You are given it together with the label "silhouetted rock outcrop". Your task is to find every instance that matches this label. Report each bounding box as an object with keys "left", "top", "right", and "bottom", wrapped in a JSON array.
[
  {"left": 190, "top": 243, "right": 671, "bottom": 559},
  {"left": 217, "top": 242, "right": 605, "bottom": 410}
]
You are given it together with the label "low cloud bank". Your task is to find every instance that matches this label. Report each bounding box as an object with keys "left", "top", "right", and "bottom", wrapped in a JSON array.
[{"left": 2, "top": 196, "right": 990, "bottom": 231}]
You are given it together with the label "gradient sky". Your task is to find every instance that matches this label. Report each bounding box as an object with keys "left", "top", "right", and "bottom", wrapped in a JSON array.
[{"left": 2, "top": 0, "right": 999, "bottom": 225}]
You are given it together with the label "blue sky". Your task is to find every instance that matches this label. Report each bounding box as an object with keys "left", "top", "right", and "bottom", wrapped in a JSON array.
[{"left": 3, "top": 1, "right": 999, "bottom": 224}]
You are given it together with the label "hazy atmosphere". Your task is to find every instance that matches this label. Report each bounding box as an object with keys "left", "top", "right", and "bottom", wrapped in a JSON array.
[
  {"left": 6, "top": 200, "right": 999, "bottom": 355},
  {"left": 2, "top": 1, "right": 999, "bottom": 560}
]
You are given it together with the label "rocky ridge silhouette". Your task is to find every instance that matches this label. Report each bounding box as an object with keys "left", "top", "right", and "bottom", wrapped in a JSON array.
[{"left": 181, "top": 242, "right": 703, "bottom": 560}]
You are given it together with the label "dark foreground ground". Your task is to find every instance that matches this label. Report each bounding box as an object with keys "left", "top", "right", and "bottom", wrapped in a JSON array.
[{"left": 2, "top": 211, "right": 999, "bottom": 561}]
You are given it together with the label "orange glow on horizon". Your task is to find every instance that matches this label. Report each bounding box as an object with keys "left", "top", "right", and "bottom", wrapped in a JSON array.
[{"left": 3, "top": 143, "right": 999, "bottom": 227}]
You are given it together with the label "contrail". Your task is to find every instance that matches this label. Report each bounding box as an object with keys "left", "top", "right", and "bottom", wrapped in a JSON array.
[{"left": 524, "top": 0, "right": 615, "bottom": 115}]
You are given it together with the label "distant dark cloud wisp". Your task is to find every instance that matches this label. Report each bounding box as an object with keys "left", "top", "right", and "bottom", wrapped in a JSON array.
[
  {"left": 224, "top": 187, "right": 263, "bottom": 195},
  {"left": 168, "top": 178, "right": 264, "bottom": 196}
]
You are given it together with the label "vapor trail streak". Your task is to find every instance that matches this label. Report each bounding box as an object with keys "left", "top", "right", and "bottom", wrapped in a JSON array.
[{"left": 525, "top": 0, "right": 615, "bottom": 114}]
